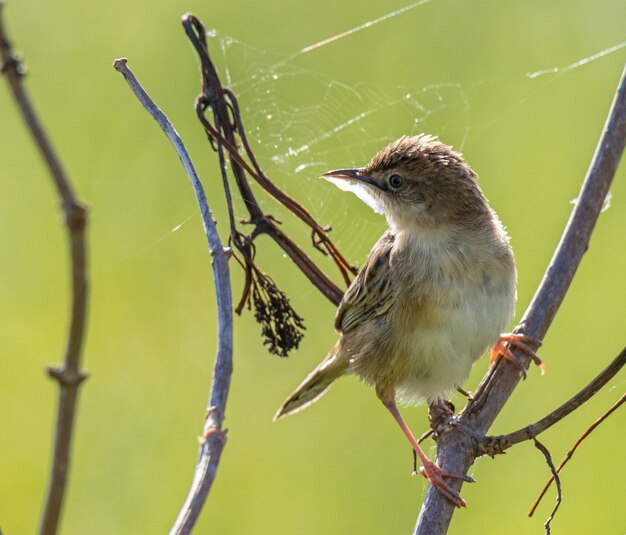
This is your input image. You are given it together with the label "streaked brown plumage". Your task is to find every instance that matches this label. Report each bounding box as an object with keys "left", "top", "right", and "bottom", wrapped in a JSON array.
[{"left": 275, "top": 135, "right": 541, "bottom": 507}]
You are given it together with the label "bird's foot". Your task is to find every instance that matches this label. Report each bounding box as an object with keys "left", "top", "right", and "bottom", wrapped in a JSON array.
[
  {"left": 418, "top": 459, "right": 475, "bottom": 508},
  {"left": 490, "top": 333, "right": 545, "bottom": 378}
]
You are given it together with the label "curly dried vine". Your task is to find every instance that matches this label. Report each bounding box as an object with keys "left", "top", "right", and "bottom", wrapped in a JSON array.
[{"left": 182, "top": 14, "right": 356, "bottom": 356}]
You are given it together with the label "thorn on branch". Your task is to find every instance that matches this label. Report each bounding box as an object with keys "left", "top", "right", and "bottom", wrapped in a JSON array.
[
  {"left": 198, "top": 426, "right": 227, "bottom": 445},
  {"left": 204, "top": 405, "right": 219, "bottom": 420},
  {"left": 46, "top": 366, "right": 89, "bottom": 386},
  {"left": 210, "top": 245, "right": 232, "bottom": 258},
  {"left": 0, "top": 24, "right": 26, "bottom": 77},
  {"left": 0, "top": 51, "right": 24, "bottom": 76},
  {"left": 65, "top": 203, "right": 88, "bottom": 230},
  {"left": 265, "top": 214, "right": 283, "bottom": 225}
]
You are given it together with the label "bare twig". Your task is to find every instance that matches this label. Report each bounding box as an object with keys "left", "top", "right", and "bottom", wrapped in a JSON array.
[
  {"left": 532, "top": 438, "right": 562, "bottom": 535},
  {"left": 481, "top": 347, "right": 626, "bottom": 455},
  {"left": 414, "top": 64, "right": 626, "bottom": 534},
  {"left": 113, "top": 58, "right": 234, "bottom": 535},
  {"left": 0, "top": 3, "right": 90, "bottom": 534},
  {"left": 528, "top": 390, "right": 626, "bottom": 517},
  {"left": 182, "top": 15, "right": 357, "bottom": 358}
]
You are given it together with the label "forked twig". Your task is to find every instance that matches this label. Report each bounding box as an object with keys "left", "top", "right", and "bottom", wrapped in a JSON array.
[
  {"left": 113, "top": 57, "right": 234, "bottom": 535},
  {"left": 475, "top": 351, "right": 626, "bottom": 530},
  {"left": 528, "top": 390, "right": 626, "bottom": 517},
  {"left": 476, "top": 349, "right": 625, "bottom": 530},
  {"left": 0, "top": 3, "right": 90, "bottom": 534},
  {"left": 532, "top": 438, "right": 562, "bottom": 535},
  {"left": 480, "top": 348, "right": 626, "bottom": 455}
]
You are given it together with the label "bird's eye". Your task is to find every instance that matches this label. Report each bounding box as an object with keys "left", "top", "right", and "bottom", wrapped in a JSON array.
[{"left": 388, "top": 174, "right": 404, "bottom": 189}]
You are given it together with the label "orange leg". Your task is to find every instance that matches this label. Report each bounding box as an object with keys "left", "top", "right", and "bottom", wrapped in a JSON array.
[
  {"left": 490, "top": 333, "right": 545, "bottom": 377},
  {"left": 378, "top": 392, "right": 474, "bottom": 508}
]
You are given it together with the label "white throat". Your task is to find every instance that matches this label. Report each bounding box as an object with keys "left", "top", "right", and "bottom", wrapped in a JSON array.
[{"left": 323, "top": 176, "right": 385, "bottom": 215}]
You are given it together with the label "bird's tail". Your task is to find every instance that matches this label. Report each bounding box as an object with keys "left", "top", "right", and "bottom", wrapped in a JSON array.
[{"left": 274, "top": 343, "right": 347, "bottom": 421}]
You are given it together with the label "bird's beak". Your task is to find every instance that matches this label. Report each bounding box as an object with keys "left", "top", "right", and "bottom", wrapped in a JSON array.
[{"left": 321, "top": 168, "right": 382, "bottom": 190}]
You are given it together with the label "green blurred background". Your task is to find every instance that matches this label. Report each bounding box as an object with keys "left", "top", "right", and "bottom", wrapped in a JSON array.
[{"left": 1, "top": 0, "right": 625, "bottom": 533}]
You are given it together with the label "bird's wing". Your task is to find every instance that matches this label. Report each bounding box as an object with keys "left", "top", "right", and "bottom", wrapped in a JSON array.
[{"left": 335, "top": 231, "right": 396, "bottom": 334}]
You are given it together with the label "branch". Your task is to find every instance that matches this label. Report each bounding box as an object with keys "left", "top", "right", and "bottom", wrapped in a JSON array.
[
  {"left": 113, "top": 58, "right": 234, "bottom": 535},
  {"left": 481, "top": 347, "right": 626, "bottom": 454},
  {"left": 528, "top": 390, "right": 626, "bottom": 517},
  {"left": 0, "top": 3, "right": 90, "bottom": 534},
  {"left": 182, "top": 15, "right": 356, "bottom": 355},
  {"left": 532, "top": 438, "right": 562, "bottom": 535},
  {"left": 414, "top": 63, "right": 626, "bottom": 534}
]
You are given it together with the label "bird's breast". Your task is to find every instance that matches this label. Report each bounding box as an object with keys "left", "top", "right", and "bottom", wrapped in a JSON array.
[{"left": 349, "top": 230, "right": 516, "bottom": 403}]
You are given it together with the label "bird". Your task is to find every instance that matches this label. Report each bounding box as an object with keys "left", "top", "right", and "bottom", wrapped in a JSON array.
[{"left": 274, "top": 135, "right": 542, "bottom": 507}]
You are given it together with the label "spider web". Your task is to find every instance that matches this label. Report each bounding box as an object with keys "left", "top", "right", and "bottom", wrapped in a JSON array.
[
  {"left": 200, "top": 24, "right": 625, "bottom": 257},
  {"left": 204, "top": 30, "right": 472, "bottom": 253},
  {"left": 217, "top": 36, "right": 469, "bottom": 163},
  {"left": 102, "top": 6, "right": 626, "bottom": 270}
]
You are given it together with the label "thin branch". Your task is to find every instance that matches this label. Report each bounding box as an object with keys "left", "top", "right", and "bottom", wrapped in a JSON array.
[
  {"left": 0, "top": 3, "right": 90, "bottom": 534},
  {"left": 182, "top": 14, "right": 356, "bottom": 330},
  {"left": 112, "top": 58, "right": 234, "bottom": 535},
  {"left": 528, "top": 390, "right": 626, "bottom": 517},
  {"left": 481, "top": 347, "right": 626, "bottom": 454},
  {"left": 414, "top": 63, "right": 626, "bottom": 534},
  {"left": 532, "top": 438, "right": 562, "bottom": 535}
]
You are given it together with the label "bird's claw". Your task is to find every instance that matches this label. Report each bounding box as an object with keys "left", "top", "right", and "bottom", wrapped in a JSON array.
[
  {"left": 418, "top": 460, "right": 475, "bottom": 508},
  {"left": 490, "top": 333, "right": 545, "bottom": 378}
]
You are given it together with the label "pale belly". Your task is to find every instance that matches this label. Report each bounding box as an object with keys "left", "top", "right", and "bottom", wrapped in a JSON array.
[
  {"left": 347, "top": 271, "right": 515, "bottom": 404},
  {"left": 394, "top": 278, "right": 515, "bottom": 403}
]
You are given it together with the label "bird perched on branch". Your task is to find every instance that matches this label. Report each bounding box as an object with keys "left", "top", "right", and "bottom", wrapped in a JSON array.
[{"left": 275, "top": 135, "right": 542, "bottom": 507}]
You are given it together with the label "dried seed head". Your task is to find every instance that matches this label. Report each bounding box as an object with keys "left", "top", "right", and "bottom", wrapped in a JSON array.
[{"left": 250, "top": 270, "right": 305, "bottom": 357}]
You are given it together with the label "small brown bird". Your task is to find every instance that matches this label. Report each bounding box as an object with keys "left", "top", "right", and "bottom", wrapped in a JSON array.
[{"left": 275, "top": 135, "right": 542, "bottom": 507}]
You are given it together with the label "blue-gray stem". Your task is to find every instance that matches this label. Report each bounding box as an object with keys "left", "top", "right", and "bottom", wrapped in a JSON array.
[{"left": 113, "top": 58, "right": 234, "bottom": 535}]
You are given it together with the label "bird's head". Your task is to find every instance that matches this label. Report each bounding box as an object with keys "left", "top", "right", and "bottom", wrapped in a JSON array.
[{"left": 322, "top": 135, "right": 489, "bottom": 231}]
